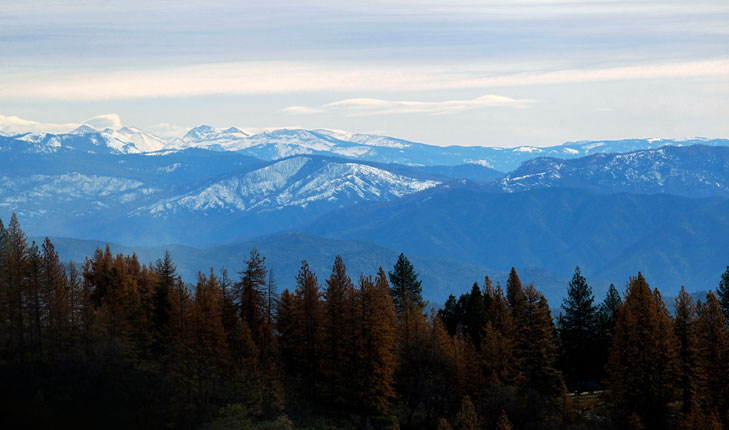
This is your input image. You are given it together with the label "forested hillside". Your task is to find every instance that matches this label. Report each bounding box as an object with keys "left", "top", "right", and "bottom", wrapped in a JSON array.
[{"left": 2, "top": 214, "right": 729, "bottom": 430}]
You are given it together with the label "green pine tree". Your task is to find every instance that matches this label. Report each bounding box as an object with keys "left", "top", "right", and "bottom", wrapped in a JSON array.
[{"left": 388, "top": 253, "right": 424, "bottom": 315}]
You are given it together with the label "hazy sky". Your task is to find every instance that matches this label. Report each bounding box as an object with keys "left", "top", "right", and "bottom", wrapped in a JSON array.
[{"left": 1, "top": 0, "right": 728, "bottom": 147}]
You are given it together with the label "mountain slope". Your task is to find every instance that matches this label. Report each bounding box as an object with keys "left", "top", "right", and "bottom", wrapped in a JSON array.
[
  {"left": 495, "top": 145, "right": 729, "bottom": 197},
  {"left": 302, "top": 184, "right": 729, "bottom": 295}
]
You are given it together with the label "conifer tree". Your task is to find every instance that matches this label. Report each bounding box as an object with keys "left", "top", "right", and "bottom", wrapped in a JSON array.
[
  {"left": 437, "top": 418, "right": 452, "bottom": 430},
  {"left": 389, "top": 253, "right": 424, "bottom": 315},
  {"left": 5, "top": 213, "right": 29, "bottom": 361},
  {"left": 41, "top": 238, "right": 71, "bottom": 358},
  {"left": 694, "top": 291, "right": 729, "bottom": 422},
  {"left": 153, "top": 250, "right": 176, "bottom": 338},
  {"left": 438, "top": 294, "right": 460, "bottom": 336},
  {"left": 517, "top": 284, "right": 561, "bottom": 397},
  {"left": 276, "top": 288, "right": 297, "bottom": 374},
  {"left": 464, "top": 283, "right": 487, "bottom": 350},
  {"left": 238, "top": 249, "right": 268, "bottom": 347},
  {"left": 674, "top": 287, "right": 702, "bottom": 420},
  {"left": 191, "top": 271, "right": 230, "bottom": 412},
  {"left": 455, "top": 395, "right": 478, "bottom": 430},
  {"left": 717, "top": 266, "right": 729, "bottom": 321},
  {"left": 481, "top": 282, "right": 516, "bottom": 385},
  {"left": 558, "top": 266, "right": 599, "bottom": 391},
  {"left": 495, "top": 410, "right": 514, "bottom": 430},
  {"left": 506, "top": 267, "right": 525, "bottom": 319},
  {"left": 322, "top": 255, "right": 353, "bottom": 402},
  {"left": 607, "top": 273, "right": 679, "bottom": 429},
  {"left": 355, "top": 269, "right": 398, "bottom": 411},
  {"left": 292, "top": 260, "right": 324, "bottom": 394}
]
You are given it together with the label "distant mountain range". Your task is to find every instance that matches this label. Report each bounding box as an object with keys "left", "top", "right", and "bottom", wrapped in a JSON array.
[
  {"left": 495, "top": 144, "right": 729, "bottom": 198},
  {"left": 3, "top": 125, "right": 729, "bottom": 302},
  {"left": 4, "top": 124, "right": 727, "bottom": 171}
]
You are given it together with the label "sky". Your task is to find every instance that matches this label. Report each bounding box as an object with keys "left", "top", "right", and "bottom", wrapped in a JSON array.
[{"left": 1, "top": 0, "right": 728, "bottom": 147}]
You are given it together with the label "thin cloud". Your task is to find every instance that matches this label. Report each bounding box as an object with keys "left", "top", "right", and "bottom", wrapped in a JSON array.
[
  {"left": 285, "top": 94, "right": 534, "bottom": 116},
  {"left": 0, "top": 59, "right": 727, "bottom": 101},
  {"left": 0, "top": 113, "right": 123, "bottom": 134}
]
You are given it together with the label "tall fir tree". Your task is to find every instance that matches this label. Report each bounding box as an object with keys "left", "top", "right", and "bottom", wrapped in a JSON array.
[
  {"left": 322, "top": 255, "right": 353, "bottom": 403},
  {"left": 673, "top": 287, "right": 705, "bottom": 426},
  {"left": 607, "top": 273, "right": 679, "bottom": 429},
  {"left": 717, "top": 266, "right": 729, "bottom": 321},
  {"left": 237, "top": 249, "right": 268, "bottom": 349},
  {"left": 506, "top": 267, "right": 526, "bottom": 320},
  {"left": 388, "top": 253, "right": 424, "bottom": 315},
  {"left": 292, "top": 260, "right": 324, "bottom": 395},
  {"left": 558, "top": 266, "right": 599, "bottom": 391},
  {"left": 354, "top": 268, "right": 398, "bottom": 411},
  {"left": 694, "top": 291, "right": 729, "bottom": 425}
]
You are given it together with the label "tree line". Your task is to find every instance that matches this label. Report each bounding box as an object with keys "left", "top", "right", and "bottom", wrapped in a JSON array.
[{"left": 1, "top": 213, "right": 729, "bottom": 429}]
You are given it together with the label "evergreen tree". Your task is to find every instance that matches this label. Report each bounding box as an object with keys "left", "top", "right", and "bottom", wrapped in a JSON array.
[
  {"left": 292, "top": 260, "right": 324, "bottom": 394},
  {"left": 717, "top": 266, "right": 729, "bottom": 321},
  {"left": 495, "top": 410, "right": 514, "bottom": 430},
  {"left": 389, "top": 253, "right": 424, "bottom": 315},
  {"left": 694, "top": 291, "right": 729, "bottom": 423},
  {"left": 455, "top": 395, "right": 478, "bottom": 430},
  {"left": 463, "top": 283, "right": 487, "bottom": 350},
  {"left": 322, "top": 255, "right": 353, "bottom": 402},
  {"left": 237, "top": 249, "right": 268, "bottom": 349},
  {"left": 517, "top": 284, "right": 561, "bottom": 398},
  {"left": 5, "top": 213, "right": 29, "bottom": 361},
  {"left": 438, "top": 294, "right": 460, "bottom": 336},
  {"left": 437, "top": 418, "right": 452, "bottom": 430},
  {"left": 558, "top": 266, "right": 599, "bottom": 391},
  {"left": 153, "top": 250, "right": 176, "bottom": 336},
  {"left": 506, "top": 267, "right": 525, "bottom": 320},
  {"left": 607, "top": 273, "right": 679, "bottom": 429},
  {"left": 355, "top": 268, "right": 398, "bottom": 411}
]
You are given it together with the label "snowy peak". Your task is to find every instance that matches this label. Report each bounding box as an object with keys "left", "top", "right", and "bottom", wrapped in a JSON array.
[
  {"left": 69, "top": 125, "right": 98, "bottom": 135},
  {"left": 104, "top": 126, "right": 167, "bottom": 152},
  {"left": 495, "top": 145, "right": 729, "bottom": 197},
  {"left": 144, "top": 155, "right": 440, "bottom": 215}
]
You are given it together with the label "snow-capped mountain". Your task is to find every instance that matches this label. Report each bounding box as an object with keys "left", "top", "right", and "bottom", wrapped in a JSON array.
[
  {"left": 494, "top": 144, "right": 729, "bottom": 197},
  {"left": 3, "top": 123, "right": 729, "bottom": 171},
  {"left": 143, "top": 156, "right": 438, "bottom": 215}
]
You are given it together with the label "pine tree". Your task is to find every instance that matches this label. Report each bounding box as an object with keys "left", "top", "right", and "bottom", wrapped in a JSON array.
[
  {"left": 694, "top": 291, "right": 729, "bottom": 422},
  {"left": 191, "top": 270, "right": 229, "bottom": 412},
  {"left": 455, "top": 395, "right": 478, "bottom": 430},
  {"left": 517, "top": 284, "right": 561, "bottom": 398},
  {"left": 481, "top": 281, "right": 517, "bottom": 385},
  {"left": 153, "top": 250, "right": 176, "bottom": 338},
  {"left": 558, "top": 266, "right": 599, "bottom": 391},
  {"left": 717, "top": 266, "right": 729, "bottom": 321},
  {"left": 356, "top": 268, "right": 398, "bottom": 411},
  {"left": 506, "top": 267, "right": 525, "bottom": 319},
  {"left": 495, "top": 410, "right": 514, "bottom": 430},
  {"left": 438, "top": 294, "right": 460, "bottom": 336},
  {"left": 607, "top": 273, "right": 679, "bottom": 429},
  {"left": 437, "top": 418, "right": 453, "bottom": 430},
  {"left": 463, "top": 283, "right": 487, "bottom": 350},
  {"left": 389, "top": 253, "right": 424, "bottom": 315},
  {"left": 5, "top": 214, "right": 29, "bottom": 361},
  {"left": 322, "top": 255, "right": 353, "bottom": 402},
  {"left": 292, "top": 260, "right": 324, "bottom": 394},
  {"left": 674, "top": 287, "right": 702, "bottom": 419},
  {"left": 238, "top": 249, "right": 268, "bottom": 348},
  {"left": 41, "top": 237, "right": 71, "bottom": 358}
]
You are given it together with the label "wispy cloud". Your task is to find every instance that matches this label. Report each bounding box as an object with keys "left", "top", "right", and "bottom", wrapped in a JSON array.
[
  {"left": 0, "top": 113, "right": 122, "bottom": 134},
  {"left": 1, "top": 59, "right": 726, "bottom": 101},
  {"left": 285, "top": 94, "right": 534, "bottom": 116}
]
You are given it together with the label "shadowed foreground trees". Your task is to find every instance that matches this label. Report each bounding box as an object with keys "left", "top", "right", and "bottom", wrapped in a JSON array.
[{"left": 1, "top": 215, "right": 729, "bottom": 430}]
